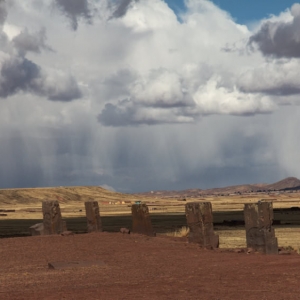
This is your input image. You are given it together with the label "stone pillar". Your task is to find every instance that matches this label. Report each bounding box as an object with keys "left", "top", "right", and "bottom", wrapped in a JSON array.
[
  {"left": 42, "top": 200, "right": 65, "bottom": 235},
  {"left": 244, "top": 201, "right": 278, "bottom": 254},
  {"left": 84, "top": 201, "right": 102, "bottom": 232},
  {"left": 131, "top": 204, "right": 155, "bottom": 236},
  {"left": 185, "top": 202, "right": 219, "bottom": 248}
]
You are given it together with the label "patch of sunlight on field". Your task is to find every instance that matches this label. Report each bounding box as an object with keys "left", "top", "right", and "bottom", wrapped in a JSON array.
[
  {"left": 216, "top": 229, "right": 246, "bottom": 248},
  {"left": 216, "top": 226, "right": 300, "bottom": 249},
  {"left": 276, "top": 227, "right": 300, "bottom": 249}
]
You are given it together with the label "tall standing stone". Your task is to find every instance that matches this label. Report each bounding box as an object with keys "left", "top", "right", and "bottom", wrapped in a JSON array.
[
  {"left": 131, "top": 203, "right": 155, "bottom": 236},
  {"left": 244, "top": 201, "right": 278, "bottom": 254},
  {"left": 84, "top": 201, "right": 102, "bottom": 232},
  {"left": 42, "top": 200, "right": 65, "bottom": 235},
  {"left": 185, "top": 202, "right": 219, "bottom": 248}
]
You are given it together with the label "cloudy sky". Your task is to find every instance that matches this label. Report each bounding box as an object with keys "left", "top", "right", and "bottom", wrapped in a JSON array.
[{"left": 1, "top": 0, "right": 300, "bottom": 192}]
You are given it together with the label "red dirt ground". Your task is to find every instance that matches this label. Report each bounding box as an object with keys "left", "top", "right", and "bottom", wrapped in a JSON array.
[{"left": 0, "top": 233, "right": 300, "bottom": 299}]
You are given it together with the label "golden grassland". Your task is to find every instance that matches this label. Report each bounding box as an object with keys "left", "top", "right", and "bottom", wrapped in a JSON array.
[
  {"left": 217, "top": 226, "right": 300, "bottom": 250},
  {"left": 1, "top": 186, "right": 300, "bottom": 220},
  {"left": 164, "top": 226, "right": 300, "bottom": 250},
  {"left": 1, "top": 186, "right": 300, "bottom": 249}
]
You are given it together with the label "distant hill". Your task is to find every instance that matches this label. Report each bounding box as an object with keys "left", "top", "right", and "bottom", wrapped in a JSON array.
[
  {"left": 266, "top": 177, "right": 300, "bottom": 191},
  {"left": 136, "top": 177, "right": 300, "bottom": 198},
  {"left": 0, "top": 186, "right": 139, "bottom": 205},
  {"left": 1, "top": 177, "right": 300, "bottom": 205}
]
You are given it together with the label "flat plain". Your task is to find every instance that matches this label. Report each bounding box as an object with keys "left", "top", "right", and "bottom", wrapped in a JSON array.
[
  {"left": 1, "top": 232, "right": 300, "bottom": 300},
  {"left": 1, "top": 186, "right": 300, "bottom": 248},
  {"left": 1, "top": 186, "right": 300, "bottom": 299}
]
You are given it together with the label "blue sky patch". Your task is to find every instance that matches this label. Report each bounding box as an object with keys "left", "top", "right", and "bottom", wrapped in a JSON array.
[{"left": 165, "top": 0, "right": 297, "bottom": 23}]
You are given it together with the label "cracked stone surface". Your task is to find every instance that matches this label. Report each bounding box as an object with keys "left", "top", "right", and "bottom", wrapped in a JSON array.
[
  {"left": 185, "top": 202, "right": 219, "bottom": 248},
  {"left": 84, "top": 201, "right": 102, "bottom": 232},
  {"left": 244, "top": 202, "right": 278, "bottom": 254},
  {"left": 42, "top": 200, "right": 65, "bottom": 235}
]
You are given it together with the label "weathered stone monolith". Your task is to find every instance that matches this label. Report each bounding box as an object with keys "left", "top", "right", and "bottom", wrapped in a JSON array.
[
  {"left": 185, "top": 202, "right": 219, "bottom": 248},
  {"left": 244, "top": 201, "right": 278, "bottom": 254},
  {"left": 42, "top": 200, "right": 65, "bottom": 235},
  {"left": 84, "top": 201, "right": 102, "bottom": 232},
  {"left": 131, "top": 204, "right": 155, "bottom": 236}
]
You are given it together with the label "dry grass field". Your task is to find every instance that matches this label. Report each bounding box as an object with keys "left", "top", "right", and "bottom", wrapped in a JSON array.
[
  {"left": 1, "top": 186, "right": 300, "bottom": 218},
  {"left": 1, "top": 186, "right": 300, "bottom": 249},
  {"left": 216, "top": 226, "right": 300, "bottom": 250}
]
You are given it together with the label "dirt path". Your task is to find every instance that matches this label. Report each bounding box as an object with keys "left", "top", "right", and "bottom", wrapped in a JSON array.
[{"left": 0, "top": 233, "right": 299, "bottom": 299}]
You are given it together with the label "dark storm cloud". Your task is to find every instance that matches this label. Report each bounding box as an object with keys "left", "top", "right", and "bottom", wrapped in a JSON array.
[
  {"left": 0, "top": 123, "right": 102, "bottom": 189},
  {"left": 98, "top": 100, "right": 180, "bottom": 126},
  {"left": 249, "top": 4, "right": 300, "bottom": 58},
  {"left": 2, "top": 0, "right": 297, "bottom": 194},
  {"left": 0, "top": 23, "right": 81, "bottom": 101},
  {"left": 240, "top": 82, "right": 300, "bottom": 96},
  {"left": 0, "top": 57, "right": 40, "bottom": 98},
  {"left": 0, "top": 132, "right": 45, "bottom": 188},
  {"left": 93, "top": 117, "right": 283, "bottom": 193},
  {"left": 0, "top": 0, "right": 7, "bottom": 26},
  {"left": 12, "top": 28, "right": 52, "bottom": 56},
  {"left": 0, "top": 31, "right": 9, "bottom": 52},
  {"left": 54, "top": 0, "right": 93, "bottom": 30},
  {"left": 111, "top": 0, "right": 136, "bottom": 19},
  {"left": 98, "top": 68, "right": 199, "bottom": 126},
  {"left": 101, "top": 69, "right": 138, "bottom": 100},
  {"left": 98, "top": 103, "right": 144, "bottom": 126},
  {"left": 0, "top": 56, "right": 82, "bottom": 101},
  {"left": 98, "top": 102, "right": 195, "bottom": 126},
  {"left": 46, "top": 75, "right": 82, "bottom": 101}
]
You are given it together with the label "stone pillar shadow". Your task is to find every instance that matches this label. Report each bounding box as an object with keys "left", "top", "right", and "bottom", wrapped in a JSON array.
[{"left": 131, "top": 203, "right": 155, "bottom": 236}]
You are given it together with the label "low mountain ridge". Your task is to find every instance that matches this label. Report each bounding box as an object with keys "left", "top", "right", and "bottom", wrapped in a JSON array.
[
  {"left": 1, "top": 177, "right": 299, "bottom": 204},
  {"left": 0, "top": 186, "right": 138, "bottom": 205},
  {"left": 266, "top": 177, "right": 300, "bottom": 191},
  {"left": 136, "top": 177, "right": 300, "bottom": 198}
]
